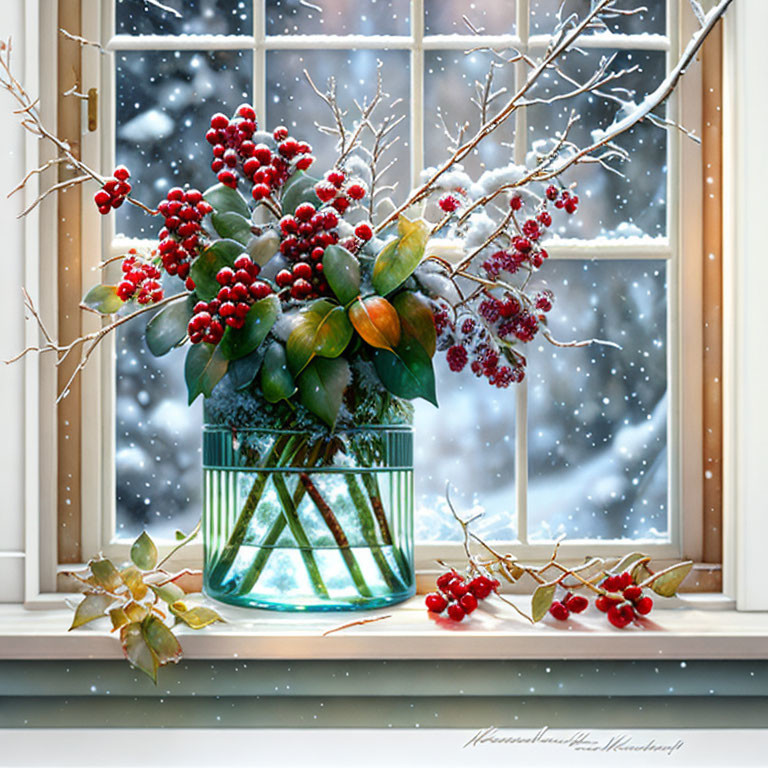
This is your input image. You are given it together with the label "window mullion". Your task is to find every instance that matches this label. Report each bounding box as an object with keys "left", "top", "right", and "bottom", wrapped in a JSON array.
[
  {"left": 411, "top": 0, "right": 424, "bottom": 188},
  {"left": 254, "top": 0, "right": 266, "bottom": 127},
  {"left": 514, "top": 0, "right": 530, "bottom": 546}
]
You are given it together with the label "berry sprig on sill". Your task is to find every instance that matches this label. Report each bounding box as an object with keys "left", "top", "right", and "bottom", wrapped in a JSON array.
[{"left": 426, "top": 491, "right": 694, "bottom": 629}]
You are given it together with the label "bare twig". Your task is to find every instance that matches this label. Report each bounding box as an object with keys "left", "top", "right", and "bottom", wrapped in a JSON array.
[{"left": 322, "top": 615, "right": 392, "bottom": 636}]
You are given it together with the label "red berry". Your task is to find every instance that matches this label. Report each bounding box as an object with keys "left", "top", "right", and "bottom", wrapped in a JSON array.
[
  {"left": 326, "top": 170, "right": 345, "bottom": 188},
  {"left": 447, "top": 578, "right": 469, "bottom": 599},
  {"left": 295, "top": 202, "right": 316, "bottom": 222},
  {"left": 635, "top": 596, "right": 653, "bottom": 615},
  {"left": 292, "top": 262, "right": 312, "bottom": 280},
  {"left": 94, "top": 190, "right": 110, "bottom": 206},
  {"left": 623, "top": 586, "right": 642, "bottom": 602},
  {"left": 273, "top": 125, "right": 289, "bottom": 141},
  {"left": 459, "top": 593, "right": 478, "bottom": 614},
  {"left": 446, "top": 602, "right": 466, "bottom": 622},
  {"left": 210, "top": 113, "right": 229, "bottom": 130},
  {"left": 549, "top": 601, "right": 570, "bottom": 621},
  {"left": 595, "top": 595, "right": 611, "bottom": 613},
  {"left": 607, "top": 603, "right": 635, "bottom": 629},
  {"left": 354, "top": 223, "right": 373, "bottom": 241},
  {"left": 564, "top": 594, "right": 589, "bottom": 614},
  {"left": 346, "top": 183, "right": 366, "bottom": 200},
  {"left": 618, "top": 572, "right": 633, "bottom": 589},
  {"left": 425, "top": 592, "right": 448, "bottom": 613},
  {"left": 545, "top": 185, "right": 558, "bottom": 201},
  {"left": 254, "top": 144, "right": 273, "bottom": 164},
  {"left": 296, "top": 155, "right": 315, "bottom": 171},
  {"left": 436, "top": 571, "right": 456, "bottom": 590},
  {"left": 509, "top": 194, "right": 523, "bottom": 211},
  {"left": 315, "top": 182, "right": 337, "bottom": 202},
  {"left": 216, "top": 267, "right": 235, "bottom": 285},
  {"left": 217, "top": 170, "right": 237, "bottom": 188},
  {"left": 252, "top": 183, "right": 271, "bottom": 200},
  {"left": 113, "top": 165, "right": 130, "bottom": 181},
  {"left": 438, "top": 194, "right": 460, "bottom": 213},
  {"left": 236, "top": 103, "right": 256, "bottom": 121}
]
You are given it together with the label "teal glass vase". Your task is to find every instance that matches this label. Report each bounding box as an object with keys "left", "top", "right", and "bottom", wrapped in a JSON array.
[{"left": 202, "top": 420, "right": 415, "bottom": 611}]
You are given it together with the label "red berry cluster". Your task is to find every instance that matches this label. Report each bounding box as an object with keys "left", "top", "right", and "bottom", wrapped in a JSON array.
[
  {"left": 116, "top": 252, "right": 164, "bottom": 305},
  {"left": 438, "top": 306, "right": 525, "bottom": 387},
  {"left": 547, "top": 184, "right": 579, "bottom": 214},
  {"left": 425, "top": 570, "right": 500, "bottom": 622},
  {"left": 187, "top": 254, "right": 273, "bottom": 345},
  {"left": 206, "top": 106, "right": 313, "bottom": 200},
  {"left": 595, "top": 571, "right": 653, "bottom": 628},
  {"left": 314, "top": 170, "right": 366, "bottom": 216},
  {"left": 157, "top": 187, "right": 212, "bottom": 287},
  {"left": 548, "top": 593, "right": 589, "bottom": 621},
  {"left": 274, "top": 202, "right": 340, "bottom": 300},
  {"left": 94, "top": 166, "right": 131, "bottom": 214}
]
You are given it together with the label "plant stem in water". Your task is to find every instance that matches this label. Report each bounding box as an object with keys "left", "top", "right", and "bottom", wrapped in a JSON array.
[
  {"left": 299, "top": 472, "right": 373, "bottom": 598},
  {"left": 344, "top": 474, "right": 403, "bottom": 593}
]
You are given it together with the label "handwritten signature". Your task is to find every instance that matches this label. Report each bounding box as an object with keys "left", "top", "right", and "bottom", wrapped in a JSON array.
[{"left": 463, "top": 726, "right": 685, "bottom": 756}]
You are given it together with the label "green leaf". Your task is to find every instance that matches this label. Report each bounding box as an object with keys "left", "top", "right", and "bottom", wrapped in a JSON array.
[
  {"left": 297, "top": 356, "right": 350, "bottom": 428},
  {"left": 260, "top": 342, "right": 296, "bottom": 403},
  {"left": 246, "top": 230, "right": 281, "bottom": 267},
  {"left": 88, "top": 558, "right": 123, "bottom": 592},
  {"left": 392, "top": 291, "right": 437, "bottom": 358},
  {"left": 286, "top": 299, "right": 353, "bottom": 375},
  {"left": 647, "top": 561, "right": 693, "bottom": 597},
  {"left": 130, "top": 531, "right": 158, "bottom": 571},
  {"left": 69, "top": 593, "right": 114, "bottom": 630},
  {"left": 211, "top": 211, "right": 252, "bottom": 245},
  {"left": 184, "top": 343, "right": 229, "bottom": 404},
  {"left": 218, "top": 295, "right": 280, "bottom": 360},
  {"left": 281, "top": 171, "right": 321, "bottom": 215},
  {"left": 371, "top": 216, "right": 430, "bottom": 296},
  {"left": 174, "top": 529, "right": 187, "bottom": 541},
  {"left": 228, "top": 346, "right": 267, "bottom": 390},
  {"left": 188, "top": 239, "right": 244, "bottom": 301},
  {"left": 611, "top": 552, "right": 649, "bottom": 576},
  {"left": 149, "top": 581, "right": 186, "bottom": 605},
  {"left": 145, "top": 299, "right": 191, "bottom": 357},
  {"left": 170, "top": 601, "right": 225, "bottom": 630},
  {"left": 203, "top": 182, "right": 251, "bottom": 218},
  {"left": 323, "top": 245, "right": 360, "bottom": 305},
  {"left": 120, "top": 616, "right": 182, "bottom": 684},
  {"left": 531, "top": 582, "right": 557, "bottom": 623},
  {"left": 82, "top": 284, "right": 123, "bottom": 315},
  {"left": 372, "top": 334, "right": 437, "bottom": 405}
]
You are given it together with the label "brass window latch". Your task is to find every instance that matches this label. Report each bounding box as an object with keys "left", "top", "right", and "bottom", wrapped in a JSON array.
[{"left": 87, "top": 87, "right": 98, "bottom": 132}]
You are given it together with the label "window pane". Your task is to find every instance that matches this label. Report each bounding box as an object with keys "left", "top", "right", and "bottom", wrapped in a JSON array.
[
  {"left": 115, "top": 0, "right": 252, "bottom": 36},
  {"left": 116, "top": 316, "right": 202, "bottom": 539},
  {"left": 425, "top": 0, "right": 516, "bottom": 36},
  {"left": 115, "top": 49, "right": 252, "bottom": 238},
  {"left": 527, "top": 49, "right": 667, "bottom": 239},
  {"left": 527, "top": 259, "right": 668, "bottom": 541},
  {"left": 266, "top": 0, "right": 410, "bottom": 35},
  {"left": 530, "top": 0, "right": 665, "bottom": 36},
  {"left": 415, "top": 359, "right": 517, "bottom": 543},
  {"left": 424, "top": 50, "right": 516, "bottom": 179},
  {"left": 266, "top": 49, "right": 410, "bottom": 195}
]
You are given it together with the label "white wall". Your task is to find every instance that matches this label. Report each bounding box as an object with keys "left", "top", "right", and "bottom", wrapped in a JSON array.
[{"left": 0, "top": 0, "right": 32, "bottom": 602}]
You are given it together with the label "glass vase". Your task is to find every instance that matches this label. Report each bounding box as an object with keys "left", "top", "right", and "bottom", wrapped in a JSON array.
[{"left": 202, "top": 421, "right": 415, "bottom": 611}]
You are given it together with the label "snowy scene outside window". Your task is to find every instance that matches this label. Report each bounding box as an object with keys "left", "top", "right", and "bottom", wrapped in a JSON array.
[{"left": 113, "top": 0, "right": 670, "bottom": 546}]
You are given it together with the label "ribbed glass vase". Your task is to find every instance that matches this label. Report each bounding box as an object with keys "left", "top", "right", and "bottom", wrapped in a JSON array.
[{"left": 202, "top": 421, "right": 415, "bottom": 611}]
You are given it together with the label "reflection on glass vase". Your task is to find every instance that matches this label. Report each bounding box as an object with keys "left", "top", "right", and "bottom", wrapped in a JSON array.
[{"left": 203, "top": 419, "right": 415, "bottom": 611}]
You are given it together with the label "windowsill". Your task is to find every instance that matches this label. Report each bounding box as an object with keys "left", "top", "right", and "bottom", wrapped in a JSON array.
[{"left": 3, "top": 594, "right": 768, "bottom": 661}]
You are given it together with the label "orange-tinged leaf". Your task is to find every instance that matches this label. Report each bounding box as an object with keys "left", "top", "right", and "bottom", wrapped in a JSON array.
[
  {"left": 286, "top": 299, "right": 353, "bottom": 375},
  {"left": 124, "top": 601, "right": 149, "bottom": 623},
  {"left": 109, "top": 606, "right": 130, "bottom": 632},
  {"left": 120, "top": 616, "right": 182, "bottom": 684},
  {"left": 69, "top": 593, "right": 114, "bottom": 630},
  {"left": 121, "top": 565, "right": 148, "bottom": 600},
  {"left": 392, "top": 291, "right": 436, "bottom": 357},
  {"left": 349, "top": 296, "right": 401, "bottom": 351},
  {"left": 170, "top": 602, "right": 225, "bottom": 630}
]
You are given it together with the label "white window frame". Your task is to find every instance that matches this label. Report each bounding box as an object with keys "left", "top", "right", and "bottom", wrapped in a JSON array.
[{"left": 19, "top": 0, "right": 717, "bottom": 605}]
